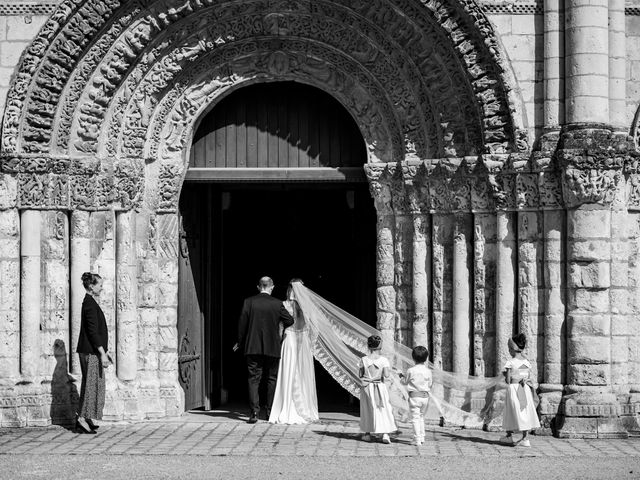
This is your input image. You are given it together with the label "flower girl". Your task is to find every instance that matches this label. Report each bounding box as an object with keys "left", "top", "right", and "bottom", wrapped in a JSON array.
[
  {"left": 501, "top": 333, "right": 540, "bottom": 447},
  {"left": 358, "top": 335, "right": 397, "bottom": 444}
]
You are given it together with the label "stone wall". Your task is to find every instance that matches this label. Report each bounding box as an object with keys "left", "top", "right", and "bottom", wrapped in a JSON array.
[{"left": 487, "top": 12, "right": 544, "bottom": 144}]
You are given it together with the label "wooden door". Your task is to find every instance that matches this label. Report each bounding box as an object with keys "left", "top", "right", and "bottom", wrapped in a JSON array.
[{"left": 177, "top": 210, "right": 205, "bottom": 410}]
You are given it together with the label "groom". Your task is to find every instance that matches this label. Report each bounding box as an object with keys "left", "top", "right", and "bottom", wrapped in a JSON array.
[{"left": 236, "top": 276, "right": 294, "bottom": 423}]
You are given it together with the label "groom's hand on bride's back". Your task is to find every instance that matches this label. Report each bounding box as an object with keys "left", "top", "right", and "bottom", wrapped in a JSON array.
[{"left": 232, "top": 342, "right": 240, "bottom": 352}]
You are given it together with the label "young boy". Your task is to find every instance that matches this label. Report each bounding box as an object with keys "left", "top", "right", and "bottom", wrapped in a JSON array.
[{"left": 401, "top": 346, "right": 432, "bottom": 446}]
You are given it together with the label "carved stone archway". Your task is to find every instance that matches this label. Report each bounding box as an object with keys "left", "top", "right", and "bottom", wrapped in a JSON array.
[{"left": 0, "top": 0, "right": 531, "bottom": 423}]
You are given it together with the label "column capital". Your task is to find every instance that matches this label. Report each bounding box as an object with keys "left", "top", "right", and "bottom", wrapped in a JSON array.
[{"left": 557, "top": 125, "right": 636, "bottom": 208}]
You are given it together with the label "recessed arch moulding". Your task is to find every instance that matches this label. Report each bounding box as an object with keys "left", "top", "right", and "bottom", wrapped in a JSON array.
[{"left": 0, "top": 0, "right": 532, "bottom": 424}]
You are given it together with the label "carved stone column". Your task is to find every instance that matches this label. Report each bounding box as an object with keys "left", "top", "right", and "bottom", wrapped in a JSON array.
[
  {"left": 20, "top": 210, "right": 41, "bottom": 380},
  {"left": 495, "top": 210, "right": 516, "bottom": 372},
  {"left": 116, "top": 211, "right": 138, "bottom": 381},
  {"left": 565, "top": 0, "right": 609, "bottom": 124},
  {"left": 390, "top": 172, "right": 412, "bottom": 345},
  {"left": 452, "top": 213, "right": 471, "bottom": 375},
  {"left": 365, "top": 165, "right": 396, "bottom": 349},
  {"left": 405, "top": 168, "right": 430, "bottom": 349},
  {"left": 472, "top": 212, "right": 496, "bottom": 377},
  {"left": 517, "top": 208, "right": 542, "bottom": 381},
  {"left": 431, "top": 213, "right": 451, "bottom": 371},
  {"left": 69, "top": 211, "right": 91, "bottom": 375},
  {"left": 539, "top": 205, "right": 566, "bottom": 431},
  {"left": 0, "top": 209, "right": 20, "bottom": 381}
]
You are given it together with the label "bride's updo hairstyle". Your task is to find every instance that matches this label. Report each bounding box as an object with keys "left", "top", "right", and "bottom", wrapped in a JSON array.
[
  {"left": 81, "top": 272, "right": 102, "bottom": 290},
  {"left": 367, "top": 335, "right": 382, "bottom": 351},
  {"left": 288, "top": 278, "right": 304, "bottom": 286}
]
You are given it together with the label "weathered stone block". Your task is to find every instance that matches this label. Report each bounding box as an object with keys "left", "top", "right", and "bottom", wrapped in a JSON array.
[
  {"left": 158, "top": 326, "right": 178, "bottom": 351},
  {"left": 568, "top": 288, "right": 610, "bottom": 313},
  {"left": 158, "top": 283, "right": 178, "bottom": 307},
  {"left": 610, "top": 262, "right": 628, "bottom": 288},
  {"left": 567, "top": 314, "right": 610, "bottom": 337},
  {"left": 568, "top": 363, "right": 609, "bottom": 386},
  {"left": 0, "top": 239, "right": 19, "bottom": 258},
  {"left": 138, "top": 284, "right": 157, "bottom": 307},
  {"left": 138, "top": 350, "right": 159, "bottom": 371},
  {"left": 158, "top": 260, "right": 178, "bottom": 283},
  {"left": 568, "top": 262, "right": 610, "bottom": 288},
  {"left": 0, "top": 177, "right": 17, "bottom": 210},
  {"left": 5, "top": 16, "right": 48, "bottom": 41},
  {"left": 139, "top": 308, "right": 158, "bottom": 327},
  {"left": 376, "top": 286, "right": 396, "bottom": 312},
  {"left": 611, "top": 314, "right": 630, "bottom": 336},
  {"left": 158, "top": 352, "right": 177, "bottom": 372},
  {"left": 138, "top": 259, "right": 158, "bottom": 283},
  {"left": 611, "top": 337, "right": 629, "bottom": 363},
  {"left": 0, "top": 41, "right": 29, "bottom": 67},
  {"left": 568, "top": 209, "right": 610, "bottom": 239},
  {"left": 377, "top": 311, "right": 394, "bottom": 330},
  {"left": 569, "top": 240, "right": 610, "bottom": 261},
  {"left": 568, "top": 336, "right": 610, "bottom": 364}
]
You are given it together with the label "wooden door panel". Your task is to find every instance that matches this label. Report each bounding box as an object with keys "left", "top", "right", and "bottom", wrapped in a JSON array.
[
  {"left": 190, "top": 82, "right": 365, "bottom": 170},
  {"left": 177, "top": 212, "right": 204, "bottom": 411}
]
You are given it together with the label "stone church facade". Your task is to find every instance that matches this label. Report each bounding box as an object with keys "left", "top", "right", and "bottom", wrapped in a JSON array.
[{"left": 0, "top": 0, "right": 639, "bottom": 438}]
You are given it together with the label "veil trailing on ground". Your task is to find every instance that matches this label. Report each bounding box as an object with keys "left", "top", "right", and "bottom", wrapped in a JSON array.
[{"left": 291, "top": 283, "right": 506, "bottom": 428}]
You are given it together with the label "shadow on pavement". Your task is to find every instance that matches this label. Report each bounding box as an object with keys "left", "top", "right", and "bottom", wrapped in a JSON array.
[{"left": 438, "top": 431, "right": 505, "bottom": 446}]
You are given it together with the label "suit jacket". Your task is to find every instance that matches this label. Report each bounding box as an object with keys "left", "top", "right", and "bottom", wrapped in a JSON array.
[
  {"left": 237, "top": 293, "right": 294, "bottom": 358},
  {"left": 76, "top": 294, "right": 109, "bottom": 354}
]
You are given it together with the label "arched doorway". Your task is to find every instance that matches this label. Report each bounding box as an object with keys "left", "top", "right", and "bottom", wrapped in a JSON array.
[{"left": 178, "top": 82, "right": 376, "bottom": 411}]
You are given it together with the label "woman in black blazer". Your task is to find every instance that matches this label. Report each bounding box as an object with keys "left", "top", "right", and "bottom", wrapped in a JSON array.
[{"left": 76, "top": 272, "right": 112, "bottom": 434}]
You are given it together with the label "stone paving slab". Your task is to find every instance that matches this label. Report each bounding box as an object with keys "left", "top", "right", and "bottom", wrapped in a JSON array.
[{"left": 1, "top": 412, "right": 640, "bottom": 458}]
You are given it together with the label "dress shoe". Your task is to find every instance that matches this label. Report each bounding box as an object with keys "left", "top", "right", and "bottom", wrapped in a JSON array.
[
  {"left": 86, "top": 419, "right": 99, "bottom": 430},
  {"left": 75, "top": 418, "right": 97, "bottom": 434},
  {"left": 248, "top": 411, "right": 258, "bottom": 424}
]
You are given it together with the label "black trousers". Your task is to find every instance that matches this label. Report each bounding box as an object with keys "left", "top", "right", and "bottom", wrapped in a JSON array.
[{"left": 246, "top": 354, "right": 279, "bottom": 414}]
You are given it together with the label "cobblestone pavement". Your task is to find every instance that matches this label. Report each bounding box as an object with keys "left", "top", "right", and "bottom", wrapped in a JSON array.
[{"left": 1, "top": 411, "right": 639, "bottom": 459}]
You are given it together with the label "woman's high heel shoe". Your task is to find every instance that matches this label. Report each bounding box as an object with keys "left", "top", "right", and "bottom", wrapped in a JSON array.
[
  {"left": 75, "top": 418, "right": 97, "bottom": 434},
  {"left": 86, "top": 419, "right": 99, "bottom": 430}
]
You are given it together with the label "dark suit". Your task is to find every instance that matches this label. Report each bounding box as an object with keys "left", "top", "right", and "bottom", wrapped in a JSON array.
[
  {"left": 238, "top": 292, "right": 294, "bottom": 414},
  {"left": 77, "top": 294, "right": 108, "bottom": 354}
]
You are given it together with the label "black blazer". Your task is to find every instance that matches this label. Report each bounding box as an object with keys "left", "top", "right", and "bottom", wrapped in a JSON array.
[
  {"left": 76, "top": 294, "right": 109, "bottom": 354},
  {"left": 237, "top": 293, "right": 294, "bottom": 358}
]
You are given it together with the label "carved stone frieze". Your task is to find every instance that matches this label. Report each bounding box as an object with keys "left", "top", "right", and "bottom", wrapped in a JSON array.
[{"left": 1, "top": 0, "right": 524, "bottom": 178}]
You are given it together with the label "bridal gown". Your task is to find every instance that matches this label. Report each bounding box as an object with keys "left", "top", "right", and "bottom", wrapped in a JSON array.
[{"left": 268, "top": 300, "right": 319, "bottom": 424}]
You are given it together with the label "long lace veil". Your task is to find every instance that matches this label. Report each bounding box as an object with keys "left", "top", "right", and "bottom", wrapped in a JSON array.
[{"left": 291, "top": 282, "right": 506, "bottom": 428}]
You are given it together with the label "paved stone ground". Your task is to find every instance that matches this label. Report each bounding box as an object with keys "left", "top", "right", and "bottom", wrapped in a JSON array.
[
  {"left": 1, "top": 411, "right": 640, "bottom": 479},
  {"left": 1, "top": 410, "right": 639, "bottom": 458}
]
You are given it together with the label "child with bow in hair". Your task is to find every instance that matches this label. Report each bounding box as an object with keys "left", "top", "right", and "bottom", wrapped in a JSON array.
[
  {"left": 501, "top": 333, "right": 540, "bottom": 447},
  {"left": 358, "top": 335, "right": 397, "bottom": 444}
]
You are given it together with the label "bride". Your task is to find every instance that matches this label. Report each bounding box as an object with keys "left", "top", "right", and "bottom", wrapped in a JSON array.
[
  {"left": 268, "top": 279, "right": 319, "bottom": 424},
  {"left": 271, "top": 280, "right": 508, "bottom": 429}
]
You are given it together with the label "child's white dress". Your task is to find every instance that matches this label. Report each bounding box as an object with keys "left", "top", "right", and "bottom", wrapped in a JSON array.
[
  {"left": 359, "top": 355, "right": 397, "bottom": 433},
  {"left": 502, "top": 357, "right": 541, "bottom": 432}
]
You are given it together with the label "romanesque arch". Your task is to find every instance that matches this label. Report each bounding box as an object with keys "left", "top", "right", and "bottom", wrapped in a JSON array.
[
  {"left": 0, "top": 0, "right": 535, "bottom": 422},
  {"left": 0, "top": 0, "right": 528, "bottom": 213}
]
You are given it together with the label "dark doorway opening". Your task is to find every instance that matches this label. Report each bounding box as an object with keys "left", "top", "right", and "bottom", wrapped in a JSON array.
[
  {"left": 179, "top": 183, "right": 376, "bottom": 411},
  {"left": 178, "top": 81, "right": 377, "bottom": 412}
]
